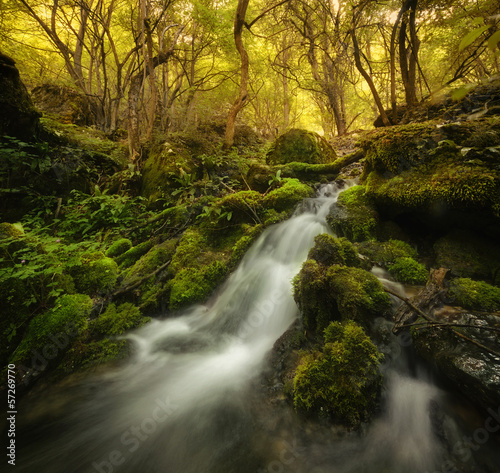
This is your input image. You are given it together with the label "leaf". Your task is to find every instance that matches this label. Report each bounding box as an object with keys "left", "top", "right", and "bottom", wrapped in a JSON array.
[
  {"left": 459, "top": 25, "right": 490, "bottom": 51},
  {"left": 487, "top": 30, "right": 500, "bottom": 51}
]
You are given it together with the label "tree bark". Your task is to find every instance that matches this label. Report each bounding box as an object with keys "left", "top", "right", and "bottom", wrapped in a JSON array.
[
  {"left": 224, "top": 0, "right": 250, "bottom": 149},
  {"left": 399, "top": 0, "right": 419, "bottom": 107}
]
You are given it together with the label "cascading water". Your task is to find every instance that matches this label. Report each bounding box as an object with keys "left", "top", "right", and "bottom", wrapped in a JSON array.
[{"left": 14, "top": 182, "right": 500, "bottom": 473}]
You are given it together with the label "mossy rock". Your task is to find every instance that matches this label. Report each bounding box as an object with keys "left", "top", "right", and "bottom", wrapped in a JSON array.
[
  {"left": 449, "top": 278, "right": 500, "bottom": 311},
  {"left": 0, "top": 222, "right": 24, "bottom": 239},
  {"left": 263, "top": 178, "right": 314, "bottom": 213},
  {"left": 105, "top": 238, "right": 132, "bottom": 258},
  {"left": 91, "top": 302, "right": 149, "bottom": 337},
  {"left": 327, "top": 185, "right": 378, "bottom": 242},
  {"left": 69, "top": 251, "right": 119, "bottom": 295},
  {"left": 293, "top": 260, "right": 391, "bottom": 333},
  {"left": 169, "top": 261, "right": 227, "bottom": 310},
  {"left": 266, "top": 129, "right": 336, "bottom": 165},
  {"left": 361, "top": 119, "right": 500, "bottom": 220},
  {"left": 307, "top": 233, "right": 362, "bottom": 268},
  {"left": 387, "top": 257, "right": 428, "bottom": 285},
  {"left": 356, "top": 239, "right": 417, "bottom": 267},
  {"left": 214, "top": 190, "right": 262, "bottom": 224},
  {"left": 10, "top": 293, "right": 92, "bottom": 366},
  {"left": 292, "top": 320, "right": 383, "bottom": 426},
  {"left": 434, "top": 230, "right": 500, "bottom": 282}
]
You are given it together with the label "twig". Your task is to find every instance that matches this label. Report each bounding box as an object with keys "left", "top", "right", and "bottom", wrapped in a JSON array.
[{"left": 386, "top": 287, "right": 500, "bottom": 359}]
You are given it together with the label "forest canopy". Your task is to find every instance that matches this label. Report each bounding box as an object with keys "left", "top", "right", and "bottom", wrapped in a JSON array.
[{"left": 0, "top": 0, "right": 499, "bottom": 154}]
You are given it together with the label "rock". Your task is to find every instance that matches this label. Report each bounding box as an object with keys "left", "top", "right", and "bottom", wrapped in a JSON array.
[
  {"left": 393, "top": 268, "right": 500, "bottom": 411},
  {"left": 266, "top": 128, "right": 336, "bottom": 165},
  {"left": 31, "top": 84, "right": 95, "bottom": 126},
  {"left": 0, "top": 52, "right": 40, "bottom": 139}
]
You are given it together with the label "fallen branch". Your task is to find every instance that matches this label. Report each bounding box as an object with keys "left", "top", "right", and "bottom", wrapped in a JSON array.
[{"left": 385, "top": 287, "right": 500, "bottom": 359}]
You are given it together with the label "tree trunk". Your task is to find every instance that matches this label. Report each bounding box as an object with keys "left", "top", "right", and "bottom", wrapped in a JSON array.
[
  {"left": 224, "top": 0, "right": 250, "bottom": 149},
  {"left": 399, "top": 0, "right": 418, "bottom": 107},
  {"left": 351, "top": 25, "right": 390, "bottom": 126}
]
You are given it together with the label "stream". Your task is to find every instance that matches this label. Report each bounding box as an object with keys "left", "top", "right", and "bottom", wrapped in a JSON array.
[{"left": 14, "top": 182, "right": 500, "bottom": 473}]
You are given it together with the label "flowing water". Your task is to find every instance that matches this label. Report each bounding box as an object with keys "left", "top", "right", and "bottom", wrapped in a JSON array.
[{"left": 14, "top": 182, "right": 500, "bottom": 473}]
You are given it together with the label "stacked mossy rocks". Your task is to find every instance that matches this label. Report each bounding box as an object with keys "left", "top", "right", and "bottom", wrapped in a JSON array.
[{"left": 279, "top": 233, "right": 391, "bottom": 427}]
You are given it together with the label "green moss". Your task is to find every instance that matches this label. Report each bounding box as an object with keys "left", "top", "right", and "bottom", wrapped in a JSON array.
[
  {"left": 69, "top": 251, "right": 118, "bottom": 294},
  {"left": 449, "top": 278, "right": 500, "bottom": 311},
  {"left": 387, "top": 257, "right": 428, "bottom": 285},
  {"left": 230, "top": 225, "right": 263, "bottom": 266},
  {"left": 293, "top": 260, "right": 390, "bottom": 333},
  {"left": 266, "top": 128, "right": 337, "bottom": 165},
  {"left": 307, "top": 233, "right": 362, "bottom": 267},
  {"left": 263, "top": 178, "right": 314, "bottom": 213},
  {"left": 169, "top": 261, "right": 227, "bottom": 310},
  {"left": 293, "top": 320, "right": 383, "bottom": 426},
  {"left": 215, "top": 190, "right": 262, "bottom": 224},
  {"left": 105, "top": 238, "right": 132, "bottom": 258},
  {"left": 10, "top": 294, "right": 92, "bottom": 364},
  {"left": 91, "top": 303, "right": 149, "bottom": 337},
  {"left": 0, "top": 222, "right": 24, "bottom": 239},
  {"left": 357, "top": 239, "right": 417, "bottom": 267},
  {"left": 327, "top": 185, "right": 378, "bottom": 242},
  {"left": 326, "top": 266, "right": 392, "bottom": 328},
  {"left": 115, "top": 240, "right": 154, "bottom": 268}
]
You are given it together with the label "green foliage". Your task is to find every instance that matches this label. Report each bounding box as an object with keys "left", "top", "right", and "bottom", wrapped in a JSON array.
[
  {"left": 105, "top": 238, "right": 132, "bottom": 258},
  {"left": 91, "top": 303, "right": 148, "bottom": 337},
  {"left": 293, "top": 320, "right": 383, "bottom": 426},
  {"left": 449, "top": 278, "right": 500, "bottom": 311},
  {"left": 388, "top": 257, "right": 428, "bottom": 285},
  {"left": 10, "top": 293, "right": 92, "bottom": 364},
  {"left": 56, "top": 189, "right": 151, "bottom": 239},
  {"left": 213, "top": 190, "right": 262, "bottom": 224}
]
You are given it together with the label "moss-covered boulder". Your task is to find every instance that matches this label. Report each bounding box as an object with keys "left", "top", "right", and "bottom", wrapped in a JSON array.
[
  {"left": 356, "top": 239, "right": 417, "bottom": 267},
  {"left": 214, "top": 190, "right": 262, "bottom": 224},
  {"left": 361, "top": 119, "right": 500, "bottom": 224},
  {"left": 91, "top": 302, "right": 149, "bottom": 337},
  {"left": 0, "top": 52, "right": 40, "bottom": 139},
  {"left": 292, "top": 320, "right": 383, "bottom": 426},
  {"left": 387, "top": 257, "right": 428, "bottom": 285},
  {"left": 293, "top": 260, "right": 391, "bottom": 333},
  {"left": 115, "top": 240, "right": 154, "bottom": 268},
  {"left": 69, "top": 251, "right": 119, "bottom": 295},
  {"left": 10, "top": 294, "right": 92, "bottom": 368},
  {"left": 448, "top": 278, "right": 500, "bottom": 311},
  {"left": 266, "top": 129, "right": 336, "bottom": 165},
  {"left": 307, "top": 233, "right": 362, "bottom": 268},
  {"left": 327, "top": 185, "right": 378, "bottom": 242},
  {"left": 263, "top": 178, "right": 314, "bottom": 213}
]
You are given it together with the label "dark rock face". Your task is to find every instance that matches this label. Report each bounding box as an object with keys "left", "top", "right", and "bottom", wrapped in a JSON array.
[
  {"left": 31, "top": 84, "right": 95, "bottom": 126},
  {"left": 266, "top": 128, "right": 336, "bottom": 165},
  {"left": 0, "top": 52, "right": 40, "bottom": 139},
  {"left": 393, "top": 269, "right": 500, "bottom": 411}
]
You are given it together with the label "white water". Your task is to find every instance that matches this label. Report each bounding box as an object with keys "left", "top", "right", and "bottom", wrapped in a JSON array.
[{"left": 16, "top": 182, "right": 499, "bottom": 473}]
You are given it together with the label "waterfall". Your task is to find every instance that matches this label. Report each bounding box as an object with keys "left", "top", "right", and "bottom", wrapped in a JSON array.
[{"left": 15, "top": 181, "right": 500, "bottom": 473}]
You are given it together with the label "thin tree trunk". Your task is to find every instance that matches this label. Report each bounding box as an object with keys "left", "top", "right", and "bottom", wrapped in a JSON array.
[{"left": 224, "top": 0, "right": 250, "bottom": 149}]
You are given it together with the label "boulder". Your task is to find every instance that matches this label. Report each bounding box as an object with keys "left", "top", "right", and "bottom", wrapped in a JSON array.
[
  {"left": 31, "top": 84, "right": 95, "bottom": 126},
  {"left": 0, "top": 52, "right": 40, "bottom": 139},
  {"left": 266, "top": 128, "right": 336, "bottom": 165}
]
